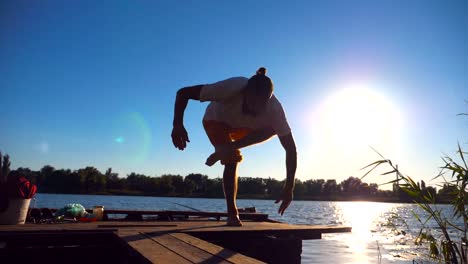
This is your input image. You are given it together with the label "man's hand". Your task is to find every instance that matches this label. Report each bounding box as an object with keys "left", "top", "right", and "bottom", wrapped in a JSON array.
[
  {"left": 275, "top": 185, "right": 293, "bottom": 216},
  {"left": 171, "top": 125, "right": 190, "bottom": 150}
]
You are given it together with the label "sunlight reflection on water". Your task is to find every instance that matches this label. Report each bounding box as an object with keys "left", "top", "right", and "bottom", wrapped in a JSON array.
[
  {"left": 319, "top": 202, "right": 416, "bottom": 263},
  {"left": 266, "top": 201, "right": 447, "bottom": 263}
]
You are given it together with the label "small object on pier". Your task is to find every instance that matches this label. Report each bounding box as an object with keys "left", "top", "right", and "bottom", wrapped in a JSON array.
[
  {"left": 92, "top": 206, "right": 104, "bottom": 221},
  {"left": 125, "top": 213, "right": 143, "bottom": 221},
  {"left": 238, "top": 207, "right": 256, "bottom": 213},
  {"left": 28, "top": 208, "right": 41, "bottom": 223},
  {"left": 54, "top": 203, "right": 87, "bottom": 218},
  {"left": 40, "top": 208, "right": 54, "bottom": 219},
  {"left": 79, "top": 216, "right": 97, "bottom": 222}
]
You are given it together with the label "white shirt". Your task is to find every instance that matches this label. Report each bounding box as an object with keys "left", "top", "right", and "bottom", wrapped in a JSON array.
[{"left": 200, "top": 77, "right": 291, "bottom": 136}]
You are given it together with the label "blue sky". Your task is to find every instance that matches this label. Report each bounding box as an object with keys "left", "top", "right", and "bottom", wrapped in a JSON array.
[{"left": 1, "top": 0, "right": 466, "bottom": 187}]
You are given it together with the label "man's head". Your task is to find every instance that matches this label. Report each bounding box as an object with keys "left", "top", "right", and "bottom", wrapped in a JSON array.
[{"left": 242, "top": 67, "right": 274, "bottom": 116}]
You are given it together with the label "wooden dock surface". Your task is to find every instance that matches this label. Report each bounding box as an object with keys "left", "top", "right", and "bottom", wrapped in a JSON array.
[
  {"left": 0, "top": 220, "right": 351, "bottom": 240},
  {"left": 0, "top": 212, "right": 352, "bottom": 263},
  {"left": 119, "top": 231, "right": 264, "bottom": 264}
]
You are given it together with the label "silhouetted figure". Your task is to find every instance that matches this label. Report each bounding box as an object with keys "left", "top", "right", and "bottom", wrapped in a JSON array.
[{"left": 172, "top": 67, "right": 297, "bottom": 226}]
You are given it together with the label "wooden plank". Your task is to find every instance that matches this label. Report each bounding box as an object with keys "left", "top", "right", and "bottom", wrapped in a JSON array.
[
  {"left": 170, "top": 233, "right": 265, "bottom": 264},
  {"left": 170, "top": 222, "right": 350, "bottom": 240},
  {"left": 117, "top": 230, "right": 192, "bottom": 264},
  {"left": 187, "top": 221, "right": 344, "bottom": 233},
  {"left": 131, "top": 221, "right": 347, "bottom": 240},
  {"left": 149, "top": 233, "right": 231, "bottom": 264},
  {"left": 0, "top": 221, "right": 351, "bottom": 232},
  {"left": 0, "top": 221, "right": 351, "bottom": 241}
]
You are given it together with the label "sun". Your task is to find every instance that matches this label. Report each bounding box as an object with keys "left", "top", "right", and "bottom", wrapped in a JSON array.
[{"left": 315, "top": 82, "right": 401, "bottom": 150}]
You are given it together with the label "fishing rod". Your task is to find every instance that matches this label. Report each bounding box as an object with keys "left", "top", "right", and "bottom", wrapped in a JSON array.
[{"left": 168, "top": 201, "right": 201, "bottom": 212}]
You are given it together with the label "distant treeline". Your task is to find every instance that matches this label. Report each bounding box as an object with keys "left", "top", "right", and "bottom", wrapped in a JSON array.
[{"left": 11, "top": 165, "right": 457, "bottom": 203}]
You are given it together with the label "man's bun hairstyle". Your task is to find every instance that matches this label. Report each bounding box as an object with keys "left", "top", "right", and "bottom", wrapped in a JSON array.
[
  {"left": 256, "top": 67, "right": 267, "bottom": 75},
  {"left": 247, "top": 67, "right": 273, "bottom": 98}
]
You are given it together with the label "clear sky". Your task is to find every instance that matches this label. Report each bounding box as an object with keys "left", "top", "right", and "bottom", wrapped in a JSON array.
[{"left": 1, "top": 0, "right": 467, "bottom": 187}]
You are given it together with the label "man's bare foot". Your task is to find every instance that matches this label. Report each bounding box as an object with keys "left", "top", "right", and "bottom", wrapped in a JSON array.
[
  {"left": 226, "top": 215, "right": 243, "bottom": 226},
  {"left": 205, "top": 152, "right": 220, "bottom": 166}
]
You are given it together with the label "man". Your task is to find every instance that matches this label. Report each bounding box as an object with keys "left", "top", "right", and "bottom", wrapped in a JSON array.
[{"left": 171, "top": 67, "right": 297, "bottom": 226}]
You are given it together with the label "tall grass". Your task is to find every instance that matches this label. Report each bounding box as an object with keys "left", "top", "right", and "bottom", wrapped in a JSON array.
[{"left": 363, "top": 108, "right": 467, "bottom": 263}]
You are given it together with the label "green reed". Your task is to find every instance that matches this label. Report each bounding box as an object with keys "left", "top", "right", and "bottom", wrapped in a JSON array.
[{"left": 362, "top": 109, "right": 467, "bottom": 263}]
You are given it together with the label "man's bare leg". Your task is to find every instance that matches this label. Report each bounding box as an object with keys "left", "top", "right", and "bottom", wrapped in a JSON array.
[{"left": 223, "top": 162, "right": 242, "bottom": 226}]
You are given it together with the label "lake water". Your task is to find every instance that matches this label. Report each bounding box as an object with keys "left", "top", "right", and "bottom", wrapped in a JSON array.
[{"left": 32, "top": 193, "right": 464, "bottom": 264}]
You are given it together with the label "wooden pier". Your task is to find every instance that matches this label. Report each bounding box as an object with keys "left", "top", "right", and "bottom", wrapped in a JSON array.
[{"left": 0, "top": 209, "right": 351, "bottom": 264}]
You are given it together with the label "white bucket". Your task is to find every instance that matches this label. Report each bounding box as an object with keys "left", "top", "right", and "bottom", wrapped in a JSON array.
[{"left": 0, "top": 198, "right": 31, "bottom": 224}]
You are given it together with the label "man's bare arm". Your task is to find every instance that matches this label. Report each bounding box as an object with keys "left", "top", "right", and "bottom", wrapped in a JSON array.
[
  {"left": 173, "top": 85, "right": 203, "bottom": 127},
  {"left": 171, "top": 85, "right": 203, "bottom": 150},
  {"left": 278, "top": 132, "right": 297, "bottom": 188},
  {"left": 275, "top": 132, "right": 297, "bottom": 215}
]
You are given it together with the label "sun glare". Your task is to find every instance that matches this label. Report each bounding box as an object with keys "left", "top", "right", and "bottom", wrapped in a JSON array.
[{"left": 315, "top": 82, "right": 401, "bottom": 150}]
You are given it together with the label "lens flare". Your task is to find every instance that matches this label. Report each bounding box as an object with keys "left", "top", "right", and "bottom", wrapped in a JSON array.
[
  {"left": 112, "top": 111, "right": 152, "bottom": 164},
  {"left": 36, "top": 142, "right": 50, "bottom": 153}
]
